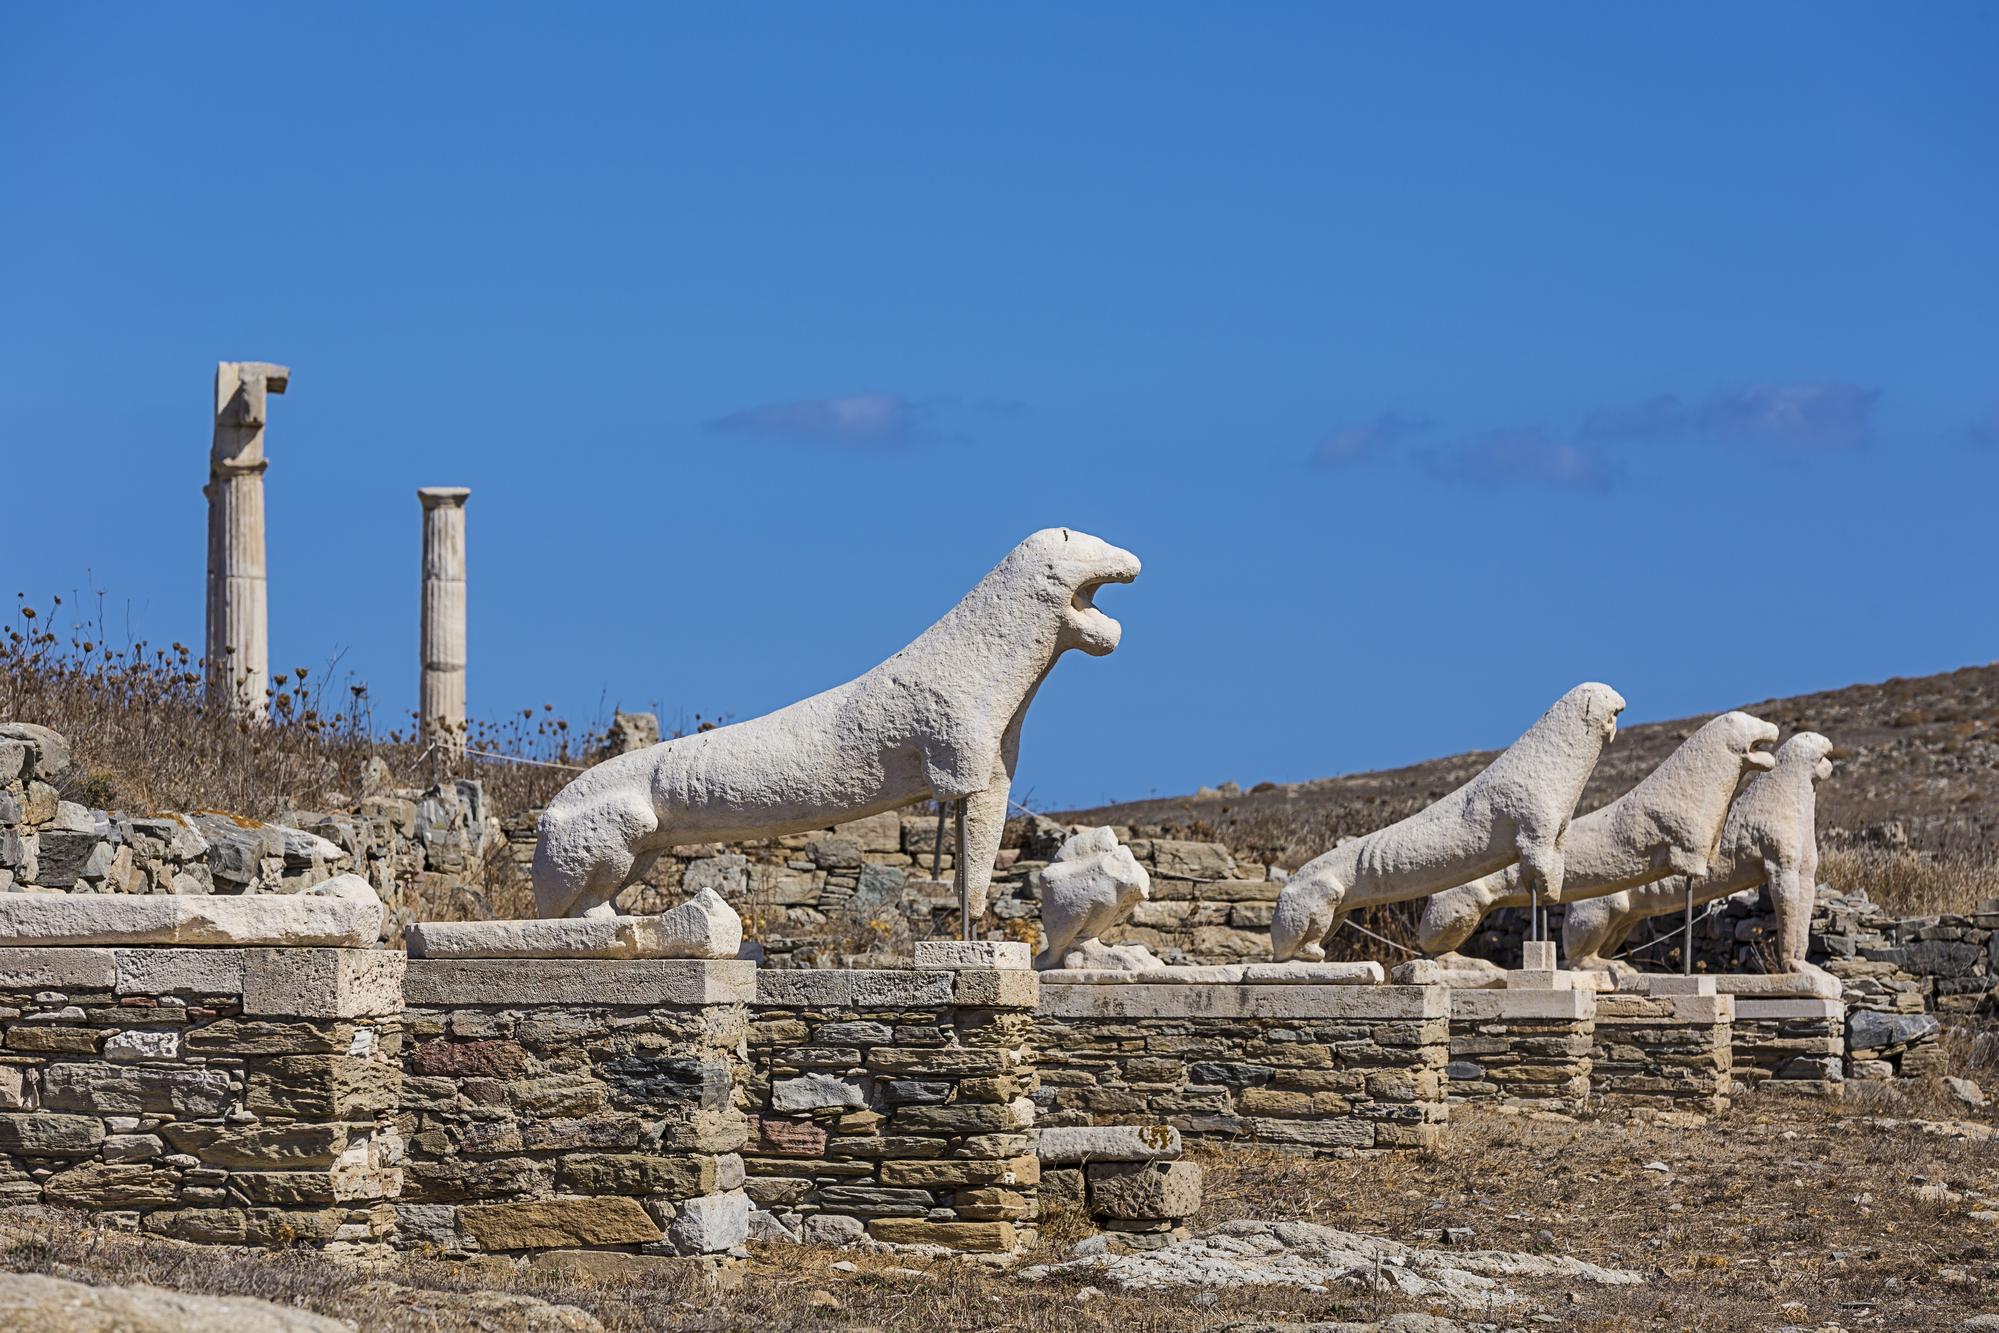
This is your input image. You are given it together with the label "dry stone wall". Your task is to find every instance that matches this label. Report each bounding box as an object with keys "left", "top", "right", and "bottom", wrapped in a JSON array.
[
  {"left": 396, "top": 959, "right": 755, "bottom": 1258},
  {"left": 1730, "top": 998, "right": 1845, "bottom": 1097},
  {"left": 1445, "top": 989, "right": 1596, "bottom": 1113},
  {"left": 745, "top": 963, "right": 1040, "bottom": 1253},
  {"left": 1034, "top": 983, "right": 1449, "bottom": 1155},
  {"left": 0, "top": 944, "right": 404, "bottom": 1249},
  {"left": 1589, "top": 990, "right": 1733, "bottom": 1115}
]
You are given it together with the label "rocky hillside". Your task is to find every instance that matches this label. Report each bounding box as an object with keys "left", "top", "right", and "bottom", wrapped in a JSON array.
[{"left": 1062, "top": 663, "right": 1999, "bottom": 869}]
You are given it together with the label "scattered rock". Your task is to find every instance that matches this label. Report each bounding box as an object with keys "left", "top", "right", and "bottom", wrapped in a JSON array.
[
  {"left": 1019, "top": 1219, "right": 1641, "bottom": 1308},
  {"left": 0, "top": 1270, "right": 348, "bottom": 1332}
]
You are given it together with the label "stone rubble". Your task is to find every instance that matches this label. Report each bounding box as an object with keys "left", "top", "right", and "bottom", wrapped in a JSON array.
[{"left": 1021, "top": 1218, "right": 1643, "bottom": 1308}]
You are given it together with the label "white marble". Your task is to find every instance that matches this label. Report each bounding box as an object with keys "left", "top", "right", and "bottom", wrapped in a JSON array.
[
  {"left": 1271, "top": 683, "right": 1626, "bottom": 962},
  {"left": 205, "top": 361, "right": 289, "bottom": 717},
  {"left": 0, "top": 874, "right": 380, "bottom": 948},
  {"left": 1032, "top": 826, "right": 1154, "bottom": 970},
  {"left": 407, "top": 889, "right": 741, "bottom": 959},
  {"left": 418, "top": 487, "right": 470, "bottom": 754},
  {"left": 1416, "top": 711, "right": 1779, "bottom": 957},
  {"left": 1564, "top": 732, "right": 1834, "bottom": 976},
  {"left": 531, "top": 529, "right": 1139, "bottom": 919}
]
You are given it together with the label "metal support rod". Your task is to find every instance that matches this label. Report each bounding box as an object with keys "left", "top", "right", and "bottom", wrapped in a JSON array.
[
  {"left": 954, "top": 800, "right": 971, "bottom": 940},
  {"left": 1682, "top": 881, "right": 1695, "bottom": 975},
  {"left": 1529, "top": 886, "right": 1541, "bottom": 942},
  {"left": 931, "top": 802, "right": 946, "bottom": 880}
]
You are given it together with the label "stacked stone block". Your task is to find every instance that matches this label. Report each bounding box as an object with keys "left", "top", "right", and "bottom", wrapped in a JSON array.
[
  {"left": 397, "top": 959, "right": 754, "bottom": 1257},
  {"left": 1038, "top": 1124, "right": 1201, "bottom": 1251},
  {"left": 1034, "top": 983, "right": 1448, "bottom": 1155},
  {"left": 1446, "top": 988, "right": 1595, "bottom": 1112},
  {"left": 1590, "top": 988, "right": 1732, "bottom": 1114},
  {"left": 1730, "top": 997, "right": 1845, "bottom": 1097},
  {"left": 0, "top": 944, "right": 404, "bottom": 1248},
  {"left": 745, "top": 961, "right": 1039, "bottom": 1253}
]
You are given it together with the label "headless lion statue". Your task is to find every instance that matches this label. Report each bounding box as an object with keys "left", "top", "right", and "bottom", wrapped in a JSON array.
[
  {"left": 1562, "top": 731, "right": 1834, "bottom": 977},
  {"left": 1415, "top": 711, "right": 1779, "bottom": 959},
  {"left": 1270, "top": 683, "right": 1626, "bottom": 963},
  {"left": 532, "top": 529, "right": 1140, "bottom": 919}
]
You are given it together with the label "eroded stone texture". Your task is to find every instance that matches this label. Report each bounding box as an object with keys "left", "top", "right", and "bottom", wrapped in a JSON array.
[
  {"left": 397, "top": 958, "right": 751, "bottom": 1257},
  {"left": 0, "top": 944, "right": 403, "bottom": 1247},
  {"left": 1032, "top": 827, "right": 1156, "bottom": 971},
  {"left": 206, "top": 360, "right": 289, "bottom": 718},
  {"left": 747, "top": 964, "right": 1042, "bottom": 1251},
  {"left": 1272, "top": 684, "right": 1627, "bottom": 963},
  {"left": 1034, "top": 983, "right": 1448, "bottom": 1155},
  {"left": 407, "top": 890, "right": 741, "bottom": 960},
  {"left": 1418, "top": 712, "right": 1780, "bottom": 958},
  {"left": 0, "top": 874, "right": 384, "bottom": 949},
  {"left": 531, "top": 529, "right": 1140, "bottom": 925},
  {"left": 417, "top": 487, "right": 471, "bottom": 755},
  {"left": 1444, "top": 987, "right": 1596, "bottom": 1112},
  {"left": 1589, "top": 988, "right": 1733, "bottom": 1114}
]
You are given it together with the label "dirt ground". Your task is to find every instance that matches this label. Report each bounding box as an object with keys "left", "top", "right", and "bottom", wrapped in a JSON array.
[{"left": 3, "top": 1091, "right": 1995, "bottom": 1333}]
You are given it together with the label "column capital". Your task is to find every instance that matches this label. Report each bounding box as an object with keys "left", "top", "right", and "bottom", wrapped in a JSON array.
[{"left": 418, "top": 487, "right": 472, "bottom": 509}]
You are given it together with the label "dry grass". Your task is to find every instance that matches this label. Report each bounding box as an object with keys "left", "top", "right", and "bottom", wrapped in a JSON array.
[
  {"left": 1819, "top": 845, "right": 1999, "bottom": 918},
  {"left": 2, "top": 594, "right": 597, "bottom": 821},
  {"left": 4, "top": 1100, "right": 1995, "bottom": 1331}
]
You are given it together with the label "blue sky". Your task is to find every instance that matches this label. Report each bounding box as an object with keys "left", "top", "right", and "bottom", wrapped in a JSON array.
[{"left": 4, "top": 6, "right": 1995, "bottom": 809}]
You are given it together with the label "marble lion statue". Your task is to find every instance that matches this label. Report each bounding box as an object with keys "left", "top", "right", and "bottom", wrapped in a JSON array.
[
  {"left": 1562, "top": 731, "right": 1834, "bottom": 976},
  {"left": 1270, "top": 682, "right": 1626, "bottom": 963},
  {"left": 1032, "top": 826, "right": 1158, "bottom": 971},
  {"left": 532, "top": 528, "right": 1140, "bottom": 919},
  {"left": 1415, "top": 711, "right": 1780, "bottom": 961}
]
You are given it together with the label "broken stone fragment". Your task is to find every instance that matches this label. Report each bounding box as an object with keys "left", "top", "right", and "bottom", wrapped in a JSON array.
[
  {"left": 406, "top": 888, "right": 742, "bottom": 960},
  {"left": 0, "top": 873, "right": 384, "bottom": 948}
]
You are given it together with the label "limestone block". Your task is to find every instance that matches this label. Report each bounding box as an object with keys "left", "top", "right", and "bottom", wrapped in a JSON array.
[
  {"left": 0, "top": 1113, "right": 104, "bottom": 1156},
  {"left": 866, "top": 1218, "right": 1018, "bottom": 1252},
  {"left": 530, "top": 530, "right": 1139, "bottom": 926},
  {"left": 114, "top": 947, "right": 248, "bottom": 996},
  {"left": 244, "top": 947, "right": 404, "bottom": 1018},
  {"left": 1038, "top": 982, "right": 1446, "bottom": 1022},
  {"left": 42, "top": 1064, "right": 234, "bottom": 1117},
  {"left": 952, "top": 966, "right": 1038, "bottom": 1008},
  {"left": 1392, "top": 957, "right": 1507, "bottom": 989},
  {"left": 1272, "top": 683, "right": 1627, "bottom": 962},
  {"left": 104, "top": 1030, "right": 182, "bottom": 1062},
  {"left": 403, "top": 957, "right": 754, "bottom": 1007},
  {"left": 0, "top": 874, "right": 383, "bottom": 948},
  {"left": 1087, "top": 1160, "right": 1203, "bottom": 1220},
  {"left": 408, "top": 889, "right": 742, "bottom": 960},
  {"left": 666, "top": 1190, "right": 751, "bottom": 1253},
  {"left": 1038, "top": 1124, "right": 1182, "bottom": 1163},
  {"left": 915, "top": 940, "right": 1031, "bottom": 970},
  {"left": 1712, "top": 972, "right": 1842, "bottom": 998},
  {"left": 771, "top": 1073, "right": 866, "bottom": 1112},
  {"left": 0, "top": 946, "right": 116, "bottom": 989},
  {"left": 1239, "top": 962, "right": 1383, "bottom": 985},
  {"left": 0, "top": 723, "right": 70, "bottom": 782},
  {"left": 459, "top": 1196, "right": 664, "bottom": 1250}
]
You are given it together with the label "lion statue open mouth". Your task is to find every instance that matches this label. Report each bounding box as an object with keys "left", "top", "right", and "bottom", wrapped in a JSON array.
[{"left": 532, "top": 528, "right": 1139, "bottom": 921}]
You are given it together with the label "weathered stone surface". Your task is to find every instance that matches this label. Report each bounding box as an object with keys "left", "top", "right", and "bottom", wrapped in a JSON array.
[
  {"left": 114, "top": 948, "right": 247, "bottom": 997},
  {"left": 1847, "top": 1009, "right": 1939, "bottom": 1053},
  {"left": 459, "top": 1197, "right": 664, "bottom": 1249},
  {"left": 404, "top": 958, "right": 753, "bottom": 1007},
  {"left": 1087, "top": 1159, "right": 1203, "bottom": 1220},
  {"left": 1033, "top": 827, "right": 1156, "bottom": 970},
  {"left": 0, "top": 875, "right": 383, "bottom": 948},
  {"left": 245, "top": 1055, "right": 399, "bottom": 1119},
  {"left": 915, "top": 940, "right": 1032, "bottom": 970},
  {"left": 1040, "top": 982, "right": 1444, "bottom": 1021},
  {"left": 554, "top": 1153, "right": 713, "bottom": 1198},
  {"left": 1274, "top": 684, "right": 1626, "bottom": 962},
  {"left": 244, "top": 946, "right": 404, "bottom": 1019},
  {"left": 0, "top": 1270, "right": 350, "bottom": 1332},
  {"left": 530, "top": 530, "right": 1140, "bottom": 925},
  {"left": 0, "top": 1113, "right": 105, "bottom": 1156},
  {"left": 772, "top": 1072, "right": 866, "bottom": 1112},
  {"left": 0, "top": 947, "right": 116, "bottom": 989},
  {"left": 42, "top": 1064, "right": 235, "bottom": 1118},
  {"left": 409, "top": 889, "right": 742, "bottom": 961},
  {"left": 867, "top": 1218, "right": 1018, "bottom": 1252},
  {"left": 1039, "top": 1125, "right": 1182, "bottom": 1163},
  {"left": 666, "top": 1190, "right": 750, "bottom": 1253},
  {"left": 160, "top": 1122, "right": 350, "bottom": 1169},
  {"left": 43, "top": 1161, "right": 182, "bottom": 1207}
]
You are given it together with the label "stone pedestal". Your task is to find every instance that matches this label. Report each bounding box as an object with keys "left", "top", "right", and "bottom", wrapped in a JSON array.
[
  {"left": 398, "top": 958, "right": 755, "bottom": 1256},
  {"left": 1035, "top": 981, "right": 1448, "bottom": 1154},
  {"left": 1594, "top": 976, "right": 1734, "bottom": 1114},
  {"left": 1717, "top": 976, "right": 1845, "bottom": 1097},
  {"left": 0, "top": 944, "right": 403, "bottom": 1248},
  {"left": 206, "top": 361, "right": 289, "bottom": 717},
  {"left": 1447, "top": 985, "right": 1596, "bottom": 1112},
  {"left": 417, "top": 487, "right": 470, "bottom": 753},
  {"left": 748, "top": 961, "right": 1039, "bottom": 1253}
]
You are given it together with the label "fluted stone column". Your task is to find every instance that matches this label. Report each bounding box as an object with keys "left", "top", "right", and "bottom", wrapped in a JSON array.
[
  {"left": 206, "top": 361, "right": 290, "bottom": 717},
  {"left": 419, "top": 487, "right": 470, "bottom": 754}
]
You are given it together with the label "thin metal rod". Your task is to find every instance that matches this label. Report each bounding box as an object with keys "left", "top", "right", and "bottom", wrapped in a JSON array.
[
  {"left": 1529, "top": 885, "right": 1541, "bottom": 943},
  {"left": 955, "top": 800, "right": 971, "bottom": 940},
  {"left": 930, "top": 802, "right": 945, "bottom": 879},
  {"left": 1682, "top": 881, "right": 1695, "bottom": 975}
]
